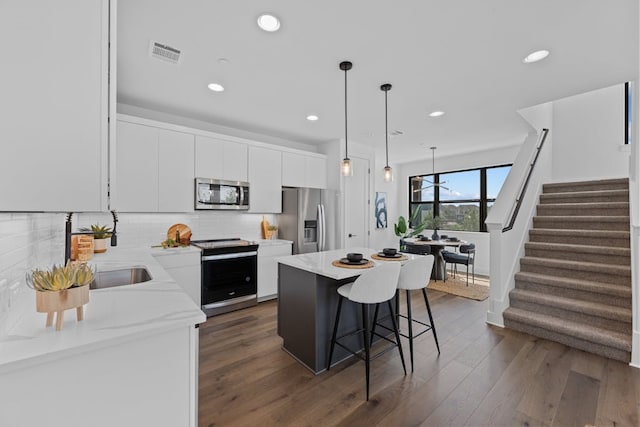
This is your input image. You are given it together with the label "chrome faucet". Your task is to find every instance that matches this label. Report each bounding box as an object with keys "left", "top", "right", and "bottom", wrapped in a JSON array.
[{"left": 64, "top": 211, "right": 118, "bottom": 264}]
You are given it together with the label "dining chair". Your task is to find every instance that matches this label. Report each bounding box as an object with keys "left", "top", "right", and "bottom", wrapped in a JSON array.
[{"left": 442, "top": 243, "right": 476, "bottom": 285}]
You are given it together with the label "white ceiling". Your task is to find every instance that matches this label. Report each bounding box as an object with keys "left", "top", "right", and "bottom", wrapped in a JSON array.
[{"left": 117, "top": 0, "right": 638, "bottom": 163}]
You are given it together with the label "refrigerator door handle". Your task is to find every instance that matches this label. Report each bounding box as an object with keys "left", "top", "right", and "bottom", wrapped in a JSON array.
[{"left": 318, "top": 204, "right": 326, "bottom": 252}]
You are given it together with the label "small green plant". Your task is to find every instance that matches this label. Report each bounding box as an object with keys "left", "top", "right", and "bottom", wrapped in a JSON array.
[
  {"left": 80, "top": 223, "right": 112, "bottom": 239},
  {"left": 394, "top": 209, "right": 428, "bottom": 238},
  {"left": 26, "top": 261, "right": 95, "bottom": 292},
  {"left": 426, "top": 215, "right": 443, "bottom": 230}
]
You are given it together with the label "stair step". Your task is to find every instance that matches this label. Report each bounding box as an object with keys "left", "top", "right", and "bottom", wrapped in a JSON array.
[
  {"left": 504, "top": 307, "right": 631, "bottom": 362},
  {"left": 519, "top": 257, "right": 631, "bottom": 285},
  {"left": 543, "top": 178, "right": 629, "bottom": 194},
  {"left": 532, "top": 216, "right": 630, "bottom": 231},
  {"left": 536, "top": 202, "right": 629, "bottom": 217},
  {"left": 539, "top": 189, "right": 629, "bottom": 204},
  {"left": 524, "top": 242, "right": 631, "bottom": 266},
  {"left": 514, "top": 271, "right": 632, "bottom": 308},
  {"left": 509, "top": 288, "right": 631, "bottom": 333},
  {"left": 529, "top": 228, "right": 630, "bottom": 248}
]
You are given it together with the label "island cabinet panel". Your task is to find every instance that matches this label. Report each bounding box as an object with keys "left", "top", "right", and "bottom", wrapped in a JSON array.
[
  {"left": 195, "top": 135, "right": 248, "bottom": 182},
  {"left": 0, "top": 0, "right": 109, "bottom": 212},
  {"left": 248, "top": 146, "right": 282, "bottom": 213},
  {"left": 114, "top": 121, "right": 194, "bottom": 212}
]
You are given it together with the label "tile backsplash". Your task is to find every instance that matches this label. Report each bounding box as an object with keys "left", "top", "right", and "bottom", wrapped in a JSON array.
[
  {"left": 0, "top": 212, "right": 64, "bottom": 335},
  {"left": 0, "top": 210, "right": 278, "bottom": 335}
]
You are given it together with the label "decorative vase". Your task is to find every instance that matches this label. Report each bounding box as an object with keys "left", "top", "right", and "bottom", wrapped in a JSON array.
[
  {"left": 35, "top": 285, "right": 90, "bottom": 331},
  {"left": 94, "top": 238, "right": 108, "bottom": 253},
  {"left": 431, "top": 229, "right": 440, "bottom": 241},
  {"left": 399, "top": 238, "right": 406, "bottom": 252}
]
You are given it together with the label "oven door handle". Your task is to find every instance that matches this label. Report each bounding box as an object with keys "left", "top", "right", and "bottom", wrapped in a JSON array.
[{"left": 202, "top": 251, "right": 258, "bottom": 261}]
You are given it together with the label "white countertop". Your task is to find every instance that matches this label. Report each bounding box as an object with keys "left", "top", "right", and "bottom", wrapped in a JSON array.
[
  {"left": 277, "top": 247, "right": 422, "bottom": 280},
  {"left": 0, "top": 247, "right": 206, "bottom": 374},
  {"left": 256, "top": 239, "right": 293, "bottom": 247}
]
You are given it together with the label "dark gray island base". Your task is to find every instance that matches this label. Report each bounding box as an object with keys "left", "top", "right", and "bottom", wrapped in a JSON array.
[{"left": 277, "top": 263, "right": 394, "bottom": 374}]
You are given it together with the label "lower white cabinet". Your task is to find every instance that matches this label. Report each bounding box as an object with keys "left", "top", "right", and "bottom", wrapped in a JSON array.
[
  {"left": 258, "top": 241, "right": 292, "bottom": 300},
  {"left": 153, "top": 251, "right": 201, "bottom": 306}
]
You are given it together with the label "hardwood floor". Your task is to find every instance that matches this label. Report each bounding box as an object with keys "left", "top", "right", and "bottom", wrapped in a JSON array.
[{"left": 198, "top": 290, "right": 639, "bottom": 427}]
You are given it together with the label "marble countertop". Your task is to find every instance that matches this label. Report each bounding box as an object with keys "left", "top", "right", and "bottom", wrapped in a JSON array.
[
  {"left": 255, "top": 239, "right": 293, "bottom": 247},
  {"left": 0, "top": 247, "right": 206, "bottom": 374},
  {"left": 277, "top": 247, "right": 421, "bottom": 280}
]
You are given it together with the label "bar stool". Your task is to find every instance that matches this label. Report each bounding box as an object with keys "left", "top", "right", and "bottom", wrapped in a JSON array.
[
  {"left": 372, "top": 256, "right": 440, "bottom": 371},
  {"left": 327, "top": 262, "right": 406, "bottom": 401}
]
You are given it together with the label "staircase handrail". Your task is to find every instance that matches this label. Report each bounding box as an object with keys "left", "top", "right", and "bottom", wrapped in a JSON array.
[{"left": 502, "top": 128, "right": 549, "bottom": 232}]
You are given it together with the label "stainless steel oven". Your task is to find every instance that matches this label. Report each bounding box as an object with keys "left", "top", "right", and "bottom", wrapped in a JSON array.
[{"left": 191, "top": 239, "right": 259, "bottom": 317}]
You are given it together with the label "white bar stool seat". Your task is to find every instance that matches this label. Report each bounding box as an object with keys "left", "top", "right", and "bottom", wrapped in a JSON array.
[{"left": 327, "top": 262, "right": 406, "bottom": 401}]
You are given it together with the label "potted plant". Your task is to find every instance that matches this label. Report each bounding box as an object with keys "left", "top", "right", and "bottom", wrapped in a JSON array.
[
  {"left": 394, "top": 210, "right": 428, "bottom": 250},
  {"left": 426, "top": 215, "right": 444, "bottom": 240},
  {"left": 80, "top": 224, "right": 112, "bottom": 253},
  {"left": 26, "top": 262, "right": 95, "bottom": 330},
  {"left": 266, "top": 225, "right": 278, "bottom": 240}
]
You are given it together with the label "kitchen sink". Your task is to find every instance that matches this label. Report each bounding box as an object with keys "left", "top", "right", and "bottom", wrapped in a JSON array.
[{"left": 90, "top": 267, "right": 152, "bottom": 290}]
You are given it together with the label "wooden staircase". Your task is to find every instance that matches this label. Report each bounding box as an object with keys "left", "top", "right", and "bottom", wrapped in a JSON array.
[{"left": 503, "top": 178, "right": 632, "bottom": 362}]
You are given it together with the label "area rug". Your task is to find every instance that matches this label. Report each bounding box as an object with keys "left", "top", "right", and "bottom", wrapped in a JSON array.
[{"left": 427, "top": 276, "right": 490, "bottom": 301}]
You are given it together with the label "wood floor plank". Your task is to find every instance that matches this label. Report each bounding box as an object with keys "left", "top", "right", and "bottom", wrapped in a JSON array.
[
  {"left": 551, "top": 370, "right": 599, "bottom": 427},
  {"left": 197, "top": 294, "right": 639, "bottom": 427}
]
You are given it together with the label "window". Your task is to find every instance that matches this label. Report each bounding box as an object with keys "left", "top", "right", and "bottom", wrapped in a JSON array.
[{"left": 409, "top": 164, "right": 511, "bottom": 232}]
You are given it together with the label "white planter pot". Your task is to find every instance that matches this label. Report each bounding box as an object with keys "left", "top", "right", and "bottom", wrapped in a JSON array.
[{"left": 94, "top": 238, "right": 108, "bottom": 253}]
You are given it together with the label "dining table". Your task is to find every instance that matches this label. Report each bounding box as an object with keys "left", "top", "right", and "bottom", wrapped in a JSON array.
[{"left": 404, "top": 237, "right": 468, "bottom": 280}]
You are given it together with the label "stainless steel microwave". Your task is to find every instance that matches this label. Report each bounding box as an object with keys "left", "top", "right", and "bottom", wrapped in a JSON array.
[{"left": 195, "top": 178, "right": 250, "bottom": 210}]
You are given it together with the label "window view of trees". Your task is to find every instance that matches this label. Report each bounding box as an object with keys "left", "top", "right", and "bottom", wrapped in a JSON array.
[{"left": 409, "top": 165, "right": 511, "bottom": 232}]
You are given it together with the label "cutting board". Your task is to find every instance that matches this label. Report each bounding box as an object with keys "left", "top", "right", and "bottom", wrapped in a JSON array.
[{"left": 167, "top": 223, "right": 192, "bottom": 244}]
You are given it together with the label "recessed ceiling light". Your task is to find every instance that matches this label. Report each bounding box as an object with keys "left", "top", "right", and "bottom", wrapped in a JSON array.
[
  {"left": 257, "top": 14, "right": 280, "bottom": 32},
  {"left": 523, "top": 50, "right": 550, "bottom": 63},
  {"left": 306, "top": 115, "right": 319, "bottom": 121},
  {"left": 429, "top": 111, "right": 445, "bottom": 117},
  {"left": 207, "top": 83, "right": 224, "bottom": 92}
]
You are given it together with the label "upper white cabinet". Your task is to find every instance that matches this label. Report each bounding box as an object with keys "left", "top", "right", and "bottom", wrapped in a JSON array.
[
  {"left": 0, "top": 0, "right": 110, "bottom": 212},
  {"left": 248, "top": 147, "right": 282, "bottom": 213},
  {"left": 114, "top": 120, "right": 194, "bottom": 212},
  {"left": 282, "top": 152, "right": 327, "bottom": 189},
  {"left": 195, "top": 136, "right": 248, "bottom": 182}
]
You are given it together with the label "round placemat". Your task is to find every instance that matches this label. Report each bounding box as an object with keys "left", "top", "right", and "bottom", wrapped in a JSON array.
[
  {"left": 331, "top": 259, "right": 374, "bottom": 269},
  {"left": 370, "top": 253, "right": 408, "bottom": 262}
]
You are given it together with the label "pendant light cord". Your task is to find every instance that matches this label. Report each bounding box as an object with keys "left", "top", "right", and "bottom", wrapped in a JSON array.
[
  {"left": 344, "top": 68, "right": 348, "bottom": 158},
  {"left": 384, "top": 89, "right": 389, "bottom": 167}
]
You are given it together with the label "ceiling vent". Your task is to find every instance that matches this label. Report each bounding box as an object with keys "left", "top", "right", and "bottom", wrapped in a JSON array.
[
  {"left": 390, "top": 130, "right": 404, "bottom": 137},
  {"left": 149, "top": 41, "right": 181, "bottom": 64}
]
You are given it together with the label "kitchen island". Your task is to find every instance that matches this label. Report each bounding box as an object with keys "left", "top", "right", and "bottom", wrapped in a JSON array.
[
  {"left": 277, "top": 247, "right": 418, "bottom": 374},
  {"left": 0, "top": 247, "right": 206, "bottom": 427}
]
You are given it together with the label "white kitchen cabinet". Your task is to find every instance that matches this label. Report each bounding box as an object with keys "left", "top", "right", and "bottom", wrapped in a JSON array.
[
  {"left": 153, "top": 250, "right": 201, "bottom": 306},
  {"left": 115, "top": 121, "right": 159, "bottom": 212},
  {"left": 114, "top": 120, "right": 194, "bottom": 212},
  {"left": 248, "top": 146, "right": 282, "bottom": 213},
  {"left": 281, "top": 152, "right": 327, "bottom": 189},
  {"left": 195, "top": 135, "right": 248, "bottom": 182},
  {"left": 258, "top": 241, "right": 292, "bottom": 300},
  {"left": 282, "top": 152, "right": 306, "bottom": 187},
  {"left": 0, "top": 0, "right": 110, "bottom": 212},
  {"left": 159, "top": 130, "right": 195, "bottom": 212}
]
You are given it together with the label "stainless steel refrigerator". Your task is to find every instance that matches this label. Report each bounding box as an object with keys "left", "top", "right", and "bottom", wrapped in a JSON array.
[{"left": 280, "top": 188, "right": 326, "bottom": 254}]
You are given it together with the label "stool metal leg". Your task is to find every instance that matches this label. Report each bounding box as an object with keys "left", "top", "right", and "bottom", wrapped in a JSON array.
[
  {"left": 387, "top": 300, "right": 407, "bottom": 375},
  {"left": 369, "top": 303, "right": 380, "bottom": 347},
  {"left": 422, "top": 288, "right": 440, "bottom": 354},
  {"left": 362, "top": 303, "right": 371, "bottom": 401},
  {"left": 406, "top": 290, "right": 415, "bottom": 372},
  {"left": 327, "top": 295, "right": 344, "bottom": 370}
]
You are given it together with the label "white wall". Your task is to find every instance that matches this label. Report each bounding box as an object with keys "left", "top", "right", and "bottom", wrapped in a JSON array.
[
  {"left": 552, "top": 84, "right": 629, "bottom": 182},
  {"left": 396, "top": 144, "right": 521, "bottom": 276}
]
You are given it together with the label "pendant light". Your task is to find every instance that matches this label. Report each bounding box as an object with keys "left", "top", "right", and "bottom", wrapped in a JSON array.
[
  {"left": 413, "top": 146, "right": 450, "bottom": 192},
  {"left": 339, "top": 61, "right": 353, "bottom": 177},
  {"left": 381, "top": 83, "right": 393, "bottom": 182}
]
